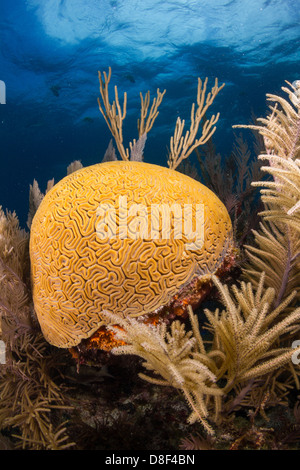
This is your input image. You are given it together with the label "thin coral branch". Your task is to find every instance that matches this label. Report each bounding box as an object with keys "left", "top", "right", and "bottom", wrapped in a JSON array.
[
  {"left": 138, "top": 88, "right": 166, "bottom": 137},
  {"left": 98, "top": 68, "right": 165, "bottom": 162},
  {"left": 167, "top": 77, "right": 224, "bottom": 170},
  {"left": 98, "top": 67, "right": 129, "bottom": 161}
]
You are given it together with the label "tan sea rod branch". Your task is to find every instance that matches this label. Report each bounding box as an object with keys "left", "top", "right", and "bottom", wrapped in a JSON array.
[
  {"left": 98, "top": 67, "right": 129, "bottom": 161},
  {"left": 98, "top": 67, "right": 166, "bottom": 161},
  {"left": 167, "top": 77, "right": 225, "bottom": 170}
]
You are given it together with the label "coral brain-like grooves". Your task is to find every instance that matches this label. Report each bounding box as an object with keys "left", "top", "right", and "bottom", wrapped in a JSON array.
[{"left": 30, "top": 161, "right": 233, "bottom": 348}]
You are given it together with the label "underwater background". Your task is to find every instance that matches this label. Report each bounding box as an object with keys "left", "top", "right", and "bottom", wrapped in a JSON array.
[
  {"left": 1, "top": 0, "right": 300, "bottom": 452},
  {"left": 0, "top": 0, "right": 300, "bottom": 227}
]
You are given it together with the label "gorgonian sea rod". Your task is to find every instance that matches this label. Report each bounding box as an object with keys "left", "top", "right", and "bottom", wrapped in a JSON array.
[{"left": 29, "top": 161, "right": 233, "bottom": 349}]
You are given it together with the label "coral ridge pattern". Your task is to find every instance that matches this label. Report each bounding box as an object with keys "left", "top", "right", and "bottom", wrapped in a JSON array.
[{"left": 30, "top": 161, "right": 232, "bottom": 348}]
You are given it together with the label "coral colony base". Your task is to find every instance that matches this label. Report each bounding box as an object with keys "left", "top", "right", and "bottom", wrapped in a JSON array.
[{"left": 0, "top": 71, "right": 299, "bottom": 449}]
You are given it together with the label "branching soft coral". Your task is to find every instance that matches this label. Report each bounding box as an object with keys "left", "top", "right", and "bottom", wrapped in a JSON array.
[
  {"left": 102, "top": 273, "right": 300, "bottom": 433},
  {"left": 101, "top": 310, "right": 222, "bottom": 435},
  {"left": 101, "top": 81, "right": 300, "bottom": 435},
  {"left": 193, "top": 131, "right": 263, "bottom": 247},
  {"left": 244, "top": 220, "right": 300, "bottom": 307},
  {"left": 234, "top": 80, "right": 300, "bottom": 233},
  {"left": 0, "top": 207, "right": 74, "bottom": 450}
]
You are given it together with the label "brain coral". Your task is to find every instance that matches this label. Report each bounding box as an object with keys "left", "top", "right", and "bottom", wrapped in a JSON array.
[{"left": 30, "top": 161, "right": 233, "bottom": 348}]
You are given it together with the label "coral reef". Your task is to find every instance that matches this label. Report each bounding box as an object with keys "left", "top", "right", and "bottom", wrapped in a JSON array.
[
  {"left": 100, "top": 79, "right": 300, "bottom": 436},
  {"left": 183, "top": 126, "right": 264, "bottom": 249},
  {"left": 0, "top": 207, "right": 74, "bottom": 449},
  {"left": 102, "top": 274, "right": 300, "bottom": 434},
  {"left": 29, "top": 160, "right": 233, "bottom": 349},
  {"left": 0, "top": 72, "right": 299, "bottom": 450},
  {"left": 236, "top": 82, "right": 300, "bottom": 307},
  {"left": 29, "top": 69, "right": 232, "bottom": 351}
]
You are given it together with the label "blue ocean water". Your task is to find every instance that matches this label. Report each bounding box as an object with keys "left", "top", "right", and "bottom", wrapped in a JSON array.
[{"left": 0, "top": 0, "right": 299, "bottom": 227}]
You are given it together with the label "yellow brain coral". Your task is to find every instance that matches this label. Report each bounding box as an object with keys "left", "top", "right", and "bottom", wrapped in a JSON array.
[{"left": 30, "top": 161, "right": 233, "bottom": 348}]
